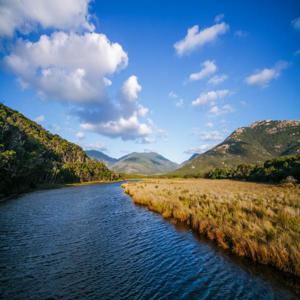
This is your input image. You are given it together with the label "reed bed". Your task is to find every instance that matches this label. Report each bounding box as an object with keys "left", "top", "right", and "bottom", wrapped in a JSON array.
[{"left": 122, "top": 179, "right": 300, "bottom": 277}]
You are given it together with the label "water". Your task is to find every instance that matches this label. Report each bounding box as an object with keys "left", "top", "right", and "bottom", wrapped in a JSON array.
[{"left": 0, "top": 182, "right": 298, "bottom": 300}]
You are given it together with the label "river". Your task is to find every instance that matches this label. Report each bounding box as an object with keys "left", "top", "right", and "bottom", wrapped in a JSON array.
[{"left": 0, "top": 182, "right": 298, "bottom": 299}]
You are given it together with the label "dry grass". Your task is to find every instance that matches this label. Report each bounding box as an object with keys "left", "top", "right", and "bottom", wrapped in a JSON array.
[{"left": 122, "top": 179, "right": 300, "bottom": 277}]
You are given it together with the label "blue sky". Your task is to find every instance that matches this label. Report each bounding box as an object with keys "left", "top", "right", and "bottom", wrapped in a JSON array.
[{"left": 0, "top": 0, "right": 299, "bottom": 163}]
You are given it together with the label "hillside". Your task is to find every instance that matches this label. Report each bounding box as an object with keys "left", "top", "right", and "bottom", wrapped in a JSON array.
[
  {"left": 86, "top": 150, "right": 117, "bottom": 166},
  {"left": 0, "top": 103, "right": 119, "bottom": 197},
  {"left": 175, "top": 120, "right": 300, "bottom": 176},
  {"left": 111, "top": 152, "right": 178, "bottom": 175}
]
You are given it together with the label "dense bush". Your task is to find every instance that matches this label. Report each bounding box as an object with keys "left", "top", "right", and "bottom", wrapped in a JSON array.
[
  {"left": 0, "top": 103, "right": 120, "bottom": 197},
  {"left": 206, "top": 154, "right": 300, "bottom": 183}
]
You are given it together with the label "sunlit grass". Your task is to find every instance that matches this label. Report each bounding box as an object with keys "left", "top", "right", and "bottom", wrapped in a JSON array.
[{"left": 123, "top": 179, "right": 300, "bottom": 277}]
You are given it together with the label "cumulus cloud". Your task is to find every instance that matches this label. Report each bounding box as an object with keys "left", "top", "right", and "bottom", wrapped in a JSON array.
[
  {"left": 189, "top": 60, "right": 217, "bottom": 81},
  {"left": 81, "top": 113, "right": 152, "bottom": 141},
  {"left": 192, "top": 89, "right": 230, "bottom": 106},
  {"left": 184, "top": 144, "right": 211, "bottom": 155},
  {"left": 2, "top": 2, "right": 157, "bottom": 143},
  {"left": 208, "top": 74, "right": 228, "bottom": 85},
  {"left": 291, "top": 17, "right": 300, "bottom": 30},
  {"left": 5, "top": 31, "right": 128, "bottom": 102},
  {"left": 78, "top": 75, "right": 153, "bottom": 142},
  {"left": 5, "top": 32, "right": 153, "bottom": 142},
  {"left": 34, "top": 115, "right": 45, "bottom": 123},
  {"left": 121, "top": 75, "right": 142, "bottom": 101},
  {"left": 174, "top": 22, "right": 229, "bottom": 55},
  {"left": 209, "top": 104, "right": 234, "bottom": 115},
  {"left": 245, "top": 61, "right": 288, "bottom": 87},
  {"left": 0, "top": 0, "right": 94, "bottom": 37}
]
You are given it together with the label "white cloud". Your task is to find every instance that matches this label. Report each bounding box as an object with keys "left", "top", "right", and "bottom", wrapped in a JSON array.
[
  {"left": 214, "top": 14, "right": 224, "bottom": 23},
  {"left": 0, "top": 0, "right": 94, "bottom": 37},
  {"left": 189, "top": 60, "right": 217, "bottom": 81},
  {"left": 34, "top": 115, "right": 45, "bottom": 123},
  {"left": 174, "top": 22, "right": 229, "bottom": 55},
  {"left": 206, "top": 122, "right": 214, "bottom": 128},
  {"left": 81, "top": 113, "right": 153, "bottom": 142},
  {"left": 76, "top": 131, "right": 85, "bottom": 140},
  {"left": 175, "top": 99, "right": 184, "bottom": 107},
  {"left": 121, "top": 75, "right": 142, "bottom": 102},
  {"left": 192, "top": 89, "right": 230, "bottom": 106},
  {"left": 5, "top": 31, "right": 154, "bottom": 142},
  {"left": 5, "top": 31, "right": 128, "bottom": 102},
  {"left": 2, "top": 2, "right": 156, "bottom": 143},
  {"left": 208, "top": 74, "right": 228, "bottom": 85},
  {"left": 199, "top": 130, "right": 223, "bottom": 141},
  {"left": 209, "top": 104, "right": 234, "bottom": 115},
  {"left": 291, "top": 17, "right": 300, "bottom": 30},
  {"left": 78, "top": 75, "right": 152, "bottom": 142},
  {"left": 245, "top": 61, "right": 288, "bottom": 87},
  {"left": 184, "top": 144, "right": 211, "bottom": 155}
]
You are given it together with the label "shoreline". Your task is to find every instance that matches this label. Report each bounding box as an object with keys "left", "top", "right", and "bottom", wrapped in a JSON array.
[
  {"left": 0, "top": 179, "right": 124, "bottom": 202},
  {"left": 122, "top": 179, "right": 300, "bottom": 283}
]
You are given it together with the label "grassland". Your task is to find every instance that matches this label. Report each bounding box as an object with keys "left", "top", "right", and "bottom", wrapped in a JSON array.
[{"left": 122, "top": 179, "right": 300, "bottom": 277}]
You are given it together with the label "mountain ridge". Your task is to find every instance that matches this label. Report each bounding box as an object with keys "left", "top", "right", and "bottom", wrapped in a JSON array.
[
  {"left": 111, "top": 151, "right": 178, "bottom": 175},
  {"left": 174, "top": 120, "right": 300, "bottom": 176},
  {"left": 86, "top": 150, "right": 117, "bottom": 166}
]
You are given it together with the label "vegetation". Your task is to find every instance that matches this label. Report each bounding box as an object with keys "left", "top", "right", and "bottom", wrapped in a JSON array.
[
  {"left": 174, "top": 120, "right": 300, "bottom": 177},
  {"left": 0, "top": 103, "right": 120, "bottom": 197},
  {"left": 123, "top": 179, "right": 300, "bottom": 277},
  {"left": 207, "top": 154, "right": 300, "bottom": 183}
]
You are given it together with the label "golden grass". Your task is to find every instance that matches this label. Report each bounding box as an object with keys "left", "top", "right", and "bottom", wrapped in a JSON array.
[{"left": 122, "top": 179, "right": 300, "bottom": 277}]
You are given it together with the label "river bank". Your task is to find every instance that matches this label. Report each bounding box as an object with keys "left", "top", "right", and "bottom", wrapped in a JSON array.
[
  {"left": 122, "top": 179, "right": 300, "bottom": 282},
  {"left": 0, "top": 179, "right": 124, "bottom": 202}
]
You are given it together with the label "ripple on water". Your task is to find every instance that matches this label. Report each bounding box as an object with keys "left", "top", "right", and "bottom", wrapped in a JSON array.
[{"left": 0, "top": 183, "right": 298, "bottom": 300}]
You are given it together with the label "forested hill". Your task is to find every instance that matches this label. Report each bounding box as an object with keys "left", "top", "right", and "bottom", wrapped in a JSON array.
[{"left": 0, "top": 103, "right": 119, "bottom": 197}]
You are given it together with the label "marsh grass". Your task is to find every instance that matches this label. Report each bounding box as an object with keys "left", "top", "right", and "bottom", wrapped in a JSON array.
[{"left": 122, "top": 179, "right": 300, "bottom": 277}]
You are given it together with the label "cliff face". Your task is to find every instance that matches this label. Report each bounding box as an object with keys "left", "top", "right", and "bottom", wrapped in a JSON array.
[{"left": 0, "top": 103, "right": 118, "bottom": 197}]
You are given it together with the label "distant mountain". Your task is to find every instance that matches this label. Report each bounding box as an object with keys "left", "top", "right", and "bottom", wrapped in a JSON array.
[
  {"left": 175, "top": 120, "right": 300, "bottom": 176},
  {"left": 0, "top": 103, "right": 118, "bottom": 197},
  {"left": 86, "top": 150, "right": 117, "bottom": 166},
  {"left": 111, "top": 152, "right": 178, "bottom": 175}
]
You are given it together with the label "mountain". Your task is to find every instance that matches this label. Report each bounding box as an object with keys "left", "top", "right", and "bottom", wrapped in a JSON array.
[
  {"left": 175, "top": 120, "right": 300, "bottom": 176},
  {"left": 86, "top": 150, "right": 117, "bottom": 166},
  {"left": 111, "top": 152, "right": 178, "bottom": 175},
  {"left": 0, "top": 103, "right": 119, "bottom": 197}
]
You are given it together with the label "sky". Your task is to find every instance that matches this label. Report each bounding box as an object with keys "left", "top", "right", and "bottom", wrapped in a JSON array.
[{"left": 0, "top": 0, "right": 299, "bottom": 163}]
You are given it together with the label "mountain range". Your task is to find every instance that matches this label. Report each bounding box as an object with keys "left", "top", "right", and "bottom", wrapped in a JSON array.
[
  {"left": 174, "top": 120, "right": 300, "bottom": 176},
  {"left": 86, "top": 150, "right": 178, "bottom": 175},
  {"left": 2, "top": 103, "right": 299, "bottom": 184}
]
